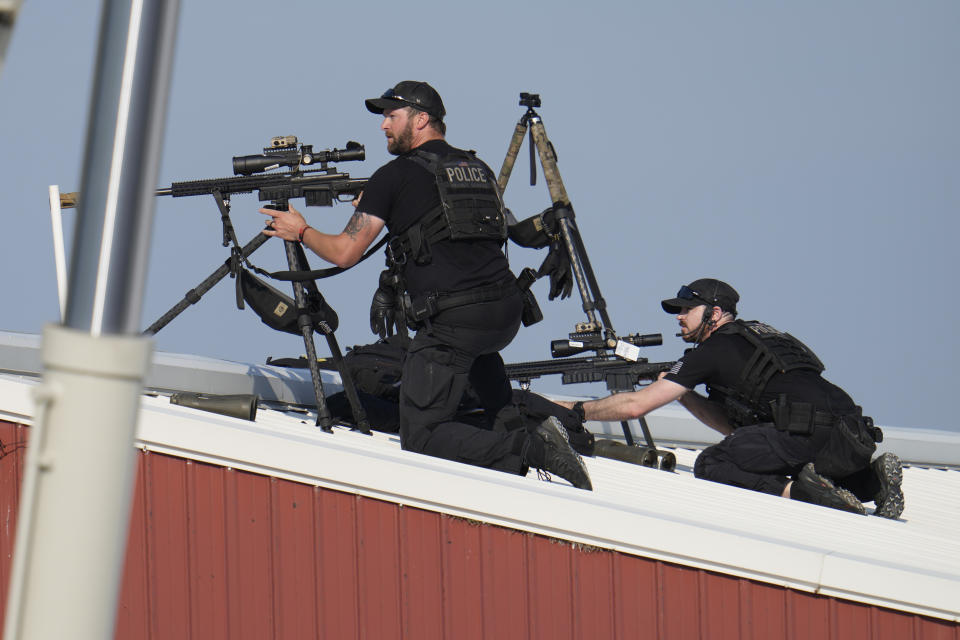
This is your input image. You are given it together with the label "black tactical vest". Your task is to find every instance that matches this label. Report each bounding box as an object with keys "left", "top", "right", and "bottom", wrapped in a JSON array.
[
  {"left": 388, "top": 149, "right": 507, "bottom": 265},
  {"left": 710, "top": 320, "right": 825, "bottom": 425}
]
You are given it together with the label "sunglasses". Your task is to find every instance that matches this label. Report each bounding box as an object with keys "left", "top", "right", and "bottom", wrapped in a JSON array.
[
  {"left": 676, "top": 285, "right": 707, "bottom": 302},
  {"left": 381, "top": 88, "right": 428, "bottom": 111}
]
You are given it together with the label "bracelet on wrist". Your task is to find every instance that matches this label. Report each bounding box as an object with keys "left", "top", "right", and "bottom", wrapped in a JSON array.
[{"left": 297, "top": 225, "right": 310, "bottom": 242}]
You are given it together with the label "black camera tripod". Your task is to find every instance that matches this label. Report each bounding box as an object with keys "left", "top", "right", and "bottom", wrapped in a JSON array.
[{"left": 498, "top": 93, "right": 674, "bottom": 471}]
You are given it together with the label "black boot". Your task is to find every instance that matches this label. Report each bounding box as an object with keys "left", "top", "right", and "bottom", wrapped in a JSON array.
[
  {"left": 525, "top": 417, "right": 593, "bottom": 491},
  {"left": 871, "top": 452, "right": 904, "bottom": 519},
  {"left": 790, "top": 463, "right": 865, "bottom": 515}
]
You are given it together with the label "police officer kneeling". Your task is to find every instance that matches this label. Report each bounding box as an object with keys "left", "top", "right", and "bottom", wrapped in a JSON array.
[
  {"left": 561, "top": 278, "right": 904, "bottom": 516},
  {"left": 260, "top": 81, "right": 591, "bottom": 490}
]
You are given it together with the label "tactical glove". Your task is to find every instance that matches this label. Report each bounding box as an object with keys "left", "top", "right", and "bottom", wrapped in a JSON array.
[
  {"left": 370, "top": 269, "right": 402, "bottom": 338},
  {"left": 370, "top": 286, "right": 398, "bottom": 338},
  {"left": 538, "top": 239, "right": 573, "bottom": 300}
]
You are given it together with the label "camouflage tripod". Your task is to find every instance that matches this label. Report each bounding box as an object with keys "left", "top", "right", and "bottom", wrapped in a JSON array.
[{"left": 497, "top": 93, "right": 674, "bottom": 471}]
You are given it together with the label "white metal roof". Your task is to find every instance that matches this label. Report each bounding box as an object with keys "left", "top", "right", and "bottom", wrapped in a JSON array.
[{"left": 1, "top": 348, "right": 958, "bottom": 622}]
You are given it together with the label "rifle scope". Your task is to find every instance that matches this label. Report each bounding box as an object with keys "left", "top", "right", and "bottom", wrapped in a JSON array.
[
  {"left": 232, "top": 139, "right": 365, "bottom": 176},
  {"left": 551, "top": 332, "right": 662, "bottom": 359}
]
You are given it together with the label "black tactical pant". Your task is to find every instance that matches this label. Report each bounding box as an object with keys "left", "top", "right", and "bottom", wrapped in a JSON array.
[
  {"left": 398, "top": 290, "right": 527, "bottom": 474},
  {"left": 693, "top": 424, "right": 879, "bottom": 499}
]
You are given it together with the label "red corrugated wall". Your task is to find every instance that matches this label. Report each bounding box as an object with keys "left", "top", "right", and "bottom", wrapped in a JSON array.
[{"left": 1, "top": 419, "right": 958, "bottom": 640}]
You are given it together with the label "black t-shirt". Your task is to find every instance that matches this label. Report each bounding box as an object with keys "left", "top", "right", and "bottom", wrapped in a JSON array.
[
  {"left": 357, "top": 139, "right": 511, "bottom": 297},
  {"left": 664, "top": 323, "right": 857, "bottom": 416}
]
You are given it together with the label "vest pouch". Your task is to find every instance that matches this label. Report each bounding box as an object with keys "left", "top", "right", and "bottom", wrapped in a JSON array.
[
  {"left": 432, "top": 152, "right": 507, "bottom": 242},
  {"left": 442, "top": 196, "right": 507, "bottom": 242},
  {"left": 520, "top": 287, "right": 543, "bottom": 327},
  {"left": 813, "top": 414, "right": 877, "bottom": 478}
]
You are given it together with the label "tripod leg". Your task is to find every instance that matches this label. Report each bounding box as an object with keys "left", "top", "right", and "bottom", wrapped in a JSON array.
[
  {"left": 637, "top": 416, "right": 657, "bottom": 450},
  {"left": 321, "top": 331, "right": 371, "bottom": 435},
  {"left": 527, "top": 119, "right": 601, "bottom": 329},
  {"left": 283, "top": 239, "right": 335, "bottom": 431},
  {"left": 496, "top": 120, "right": 529, "bottom": 194},
  {"left": 566, "top": 219, "right": 616, "bottom": 330},
  {"left": 144, "top": 231, "right": 271, "bottom": 335},
  {"left": 528, "top": 119, "right": 571, "bottom": 207}
]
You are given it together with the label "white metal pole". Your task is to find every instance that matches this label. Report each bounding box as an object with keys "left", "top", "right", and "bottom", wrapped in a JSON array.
[
  {"left": 48, "top": 185, "right": 68, "bottom": 323},
  {"left": 3, "top": 327, "right": 152, "bottom": 639},
  {"left": 3, "top": 0, "right": 180, "bottom": 637}
]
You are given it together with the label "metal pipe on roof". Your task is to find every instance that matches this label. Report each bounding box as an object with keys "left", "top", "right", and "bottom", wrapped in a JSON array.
[{"left": 2, "top": 0, "right": 180, "bottom": 638}]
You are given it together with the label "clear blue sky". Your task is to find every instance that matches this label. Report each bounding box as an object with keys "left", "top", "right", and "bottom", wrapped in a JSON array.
[{"left": 1, "top": 1, "right": 958, "bottom": 431}]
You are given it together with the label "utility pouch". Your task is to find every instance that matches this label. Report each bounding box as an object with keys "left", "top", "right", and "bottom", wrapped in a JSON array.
[
  {"left": 814, "top": 414, "right": 877, "bottom": 478},
  {"left": 508, "top": 209, "right": 552, "bottom": 248},
  {"left": 769, "top": 395, "right": 815, "bottom": 435},
  {"left": 517, "top": 268, "right": 543, "bottom": 327},
  {"left": 520, "top": 289, "right": 543, "bottom": 327},
  {"left": 863, "top": 415, "right": 884, "bottom": 443},
  {"left": 723, "top": 395, "right": 758, "bottom": 428},
  {"left": 407, "top": 293, "right": 439, "bottom": 323}
]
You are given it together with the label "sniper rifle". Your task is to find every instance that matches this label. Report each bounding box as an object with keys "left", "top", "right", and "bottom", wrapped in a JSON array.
[
  {"left": 155, "top": 139, "right": 367, "bottom": 207},
  {"left": 504, "top": 353, "right": 677, "bottom": 470},
  {"left": 504, "top": 356, "right": 674, "bottom": 395}
]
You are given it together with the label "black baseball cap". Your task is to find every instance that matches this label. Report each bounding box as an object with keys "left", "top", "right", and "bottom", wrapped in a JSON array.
[
  {"left": 365, "top": 81, "right": 446, "bottom": 120},
  {"left": 661, "top": 278, "right": 739, "bottom": 314}
]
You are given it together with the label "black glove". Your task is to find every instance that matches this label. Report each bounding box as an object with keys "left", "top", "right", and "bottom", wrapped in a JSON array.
[
  {"left": 370, "top": 270, "right": 401, "bottom": 338},
  {"left": 369, "top": 286, "right": 398, "bottom": 338},
  {"left": 538, "top": 240, "right": 573, "bottom": 300}
]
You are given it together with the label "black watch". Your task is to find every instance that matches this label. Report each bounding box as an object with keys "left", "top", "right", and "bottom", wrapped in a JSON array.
[{"left": 572, "top": 400, "right": 586, "bottom": 422}]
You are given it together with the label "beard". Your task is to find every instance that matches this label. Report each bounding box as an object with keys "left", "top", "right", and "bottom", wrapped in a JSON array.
[{"left": 386, "top": 120, "right": 415, "bottom": 155}]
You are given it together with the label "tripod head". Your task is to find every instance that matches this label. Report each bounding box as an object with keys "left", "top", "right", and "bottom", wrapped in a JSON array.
[
  {"left": 519, "top": 92, "right": 541, "bottom": 109},
  {"left": 232, "top": 136, "right": 365, "bottom": 176}
]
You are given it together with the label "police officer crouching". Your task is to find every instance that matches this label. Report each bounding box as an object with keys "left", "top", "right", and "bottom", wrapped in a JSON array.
[
  {"left": 560, "top": 278, "right": 904, "bottom": 516},
  {"left": 260, "top": 81, "right": 591, "bottom": 490}
]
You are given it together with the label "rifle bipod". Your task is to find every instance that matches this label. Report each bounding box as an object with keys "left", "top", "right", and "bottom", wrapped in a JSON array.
[
  {"left": 498, "top": 92, "right": 674, "bottom": 471},
  {"left": 142, "top": 193, "right": 370, "bottom": 434}
]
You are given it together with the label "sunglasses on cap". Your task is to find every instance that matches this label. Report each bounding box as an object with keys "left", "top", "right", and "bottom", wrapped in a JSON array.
[
  {"left": 675, "top": 285, "right": 709, "bottom": 304},
  {"left": 380, "top": 88, "right": 429, "bottom": 111}
]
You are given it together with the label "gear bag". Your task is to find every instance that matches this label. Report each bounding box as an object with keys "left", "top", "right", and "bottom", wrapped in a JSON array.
[
  {"left": 239, "top": 268, "right": 338, "bottom": 336},
  {"left": 341, "top": 334, "right": 409, "bottom": 400}
]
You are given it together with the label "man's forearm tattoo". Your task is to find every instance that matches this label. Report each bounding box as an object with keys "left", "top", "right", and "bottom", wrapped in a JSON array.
[{"left": 344, "top": 211, "right": 369, "bottom": 239}]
